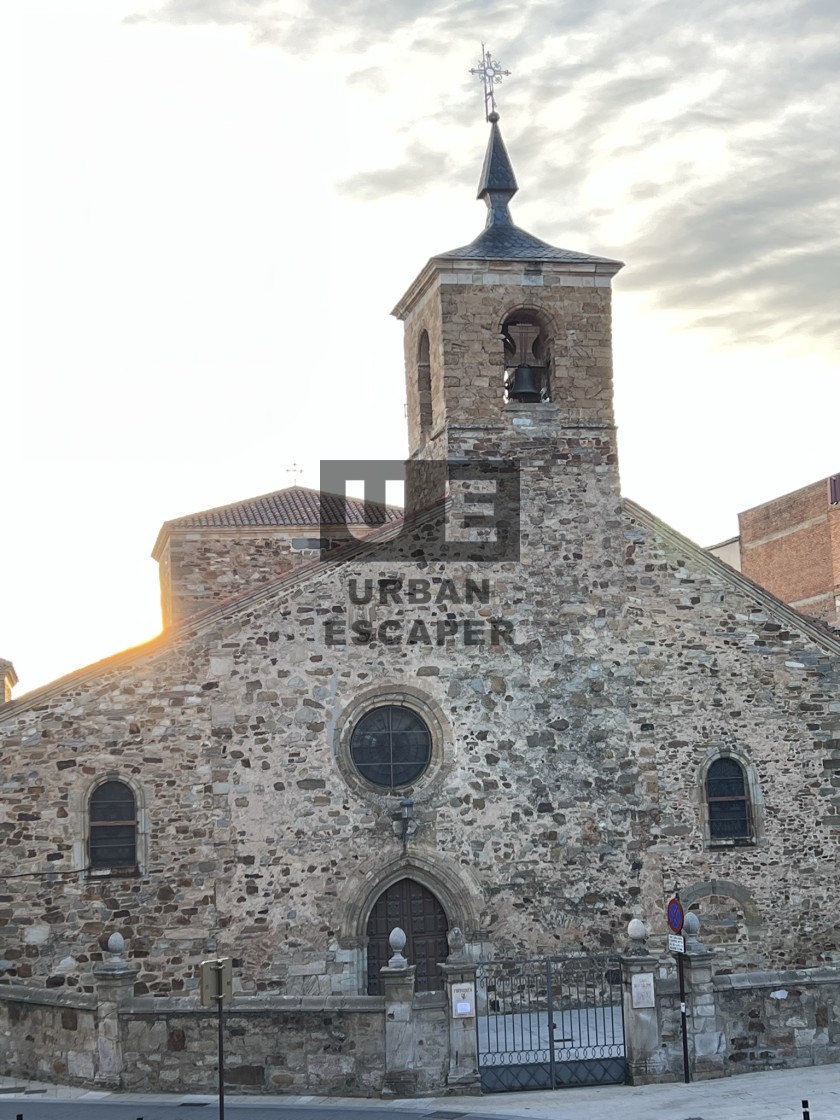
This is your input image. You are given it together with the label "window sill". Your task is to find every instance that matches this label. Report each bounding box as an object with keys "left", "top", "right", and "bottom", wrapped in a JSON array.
[
  {"left": 707, "top": 838, "right": 756, "bottom": 849},
  {"left": 88, "top": 866, "right": 140, "bottom": 878}
]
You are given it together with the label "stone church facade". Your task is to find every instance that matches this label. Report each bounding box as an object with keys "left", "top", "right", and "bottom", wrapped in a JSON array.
[{"left": 1, "top": 114, "right": 839, "bottom": 1095}]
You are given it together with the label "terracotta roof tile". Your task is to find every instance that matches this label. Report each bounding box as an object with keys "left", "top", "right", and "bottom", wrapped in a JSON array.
[{"left": 162, "top": 485, "right": 403, "bottom": 530}]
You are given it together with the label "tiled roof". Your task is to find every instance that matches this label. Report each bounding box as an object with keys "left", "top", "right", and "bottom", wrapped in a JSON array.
[
  {"left": 435, "top": 223, "right": 622, "bottom": 265},
  {"left": 437, "top": 114, "right": 623, "bottom": 268},
  {"left": 161, "top": 486, "right": 403, "bottom": 530},
  {"left": 477, "top": 115, "right": 518, "bottom": 199}
]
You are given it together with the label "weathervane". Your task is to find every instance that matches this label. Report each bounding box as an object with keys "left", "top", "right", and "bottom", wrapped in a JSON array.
[
  {"left": 469, "top": 44, "right": 511, "bottom": 121},
  {"left": 286, "top": 462, "right": 303, "bottom": 485}
]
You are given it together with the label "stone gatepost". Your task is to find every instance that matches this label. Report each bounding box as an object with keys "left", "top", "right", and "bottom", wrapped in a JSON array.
[
  {"left": 620, "top": 918, "right": 668, "bottom": 1083},
  {"left": 682, "top": 913, "right": 725, "bottom": 1079},
  {"left": 92, "top": 932, "right": 139, "bottom": 1087},
  {"left": 379, "top": 927, "right": 419, "bottom": 1097},
  {"left": 438, "top": 927, "right": 480, "bottom": 1094}
]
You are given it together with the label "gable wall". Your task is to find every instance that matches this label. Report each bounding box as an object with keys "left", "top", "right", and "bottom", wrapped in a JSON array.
[{"left": 3, "top": 483, "right": 839, "bottom": 1004}]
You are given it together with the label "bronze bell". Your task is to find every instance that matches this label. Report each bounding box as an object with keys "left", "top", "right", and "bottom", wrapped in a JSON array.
[{"left": 506, "top": 364, "right": 541, "bottom": 402}]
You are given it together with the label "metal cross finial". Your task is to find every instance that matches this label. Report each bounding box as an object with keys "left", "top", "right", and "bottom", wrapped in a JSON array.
[
  {"left": 286, "top": 462, "right": 303, "bottom": 485},
  {"left": 469, "top": 43, "right": 511, "bottom": 121}
]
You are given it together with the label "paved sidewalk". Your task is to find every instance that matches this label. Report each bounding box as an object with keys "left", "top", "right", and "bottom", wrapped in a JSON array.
[{"left": 0, "top": 1065, "right": 837, "bottom": 1119}]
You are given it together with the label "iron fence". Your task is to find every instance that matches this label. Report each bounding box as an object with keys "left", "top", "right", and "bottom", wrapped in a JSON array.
[{"left": 475, "top": 954, "right": 625, "bottom": 1092}]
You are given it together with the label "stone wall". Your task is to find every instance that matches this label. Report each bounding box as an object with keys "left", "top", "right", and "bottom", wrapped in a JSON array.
[
  {"left": 714, "top": 967, "right": 840, "bottom": 1073},
  {"left": 3, "top": 952, "right": 837, "bottom": 1095},
  {"left": 651, "top": 957, "right": 840, "bottom": 1081},
  {"left": 0, "top": 984, "right": 99, "bottom": 1085},
  {"left": 0, "top": 987, "right": 385, "bottom": 1095},
  {"left": 155, "top": 530, "right": 325, "bottom": 628},
  {"left": 155, "top": 523, "right": 400, "bottom": 629},
  {"left": 624, "top": 504, "right": 840, "bottom": 968},
  {"left": 0, "top": 651, "right": 225, "bottom": 993},
  {"left": 2, "top": 277, "right": 839, "bottom": 998},
  {"left": 1, "top": 486, "right": 839, "bottom": 996},
  {"left": 0, "top": 982, "right": 445, "bottom": 1097},
  {"left": 120, "top": 997, "right": 386, "bottom": 1095},
  {"left": 399, "top": 264, "right": 616, "bottom": 460}
]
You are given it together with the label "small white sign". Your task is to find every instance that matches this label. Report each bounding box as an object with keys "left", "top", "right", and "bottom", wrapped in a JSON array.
[
  {"left": 199, "top": 957, "right": 233, "bottom": 1006},
  {"left": 451, "top": 981, "right": 476, "bottom": 1019},
  {"left": 631, "top": 972, "right": 656, "bottom": 1009},
  {"left": 668, "top": 933, "right": 685, "bottom": 954}
]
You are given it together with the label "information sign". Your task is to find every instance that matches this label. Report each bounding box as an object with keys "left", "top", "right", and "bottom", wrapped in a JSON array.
[
  {"left": 451, "top": 981, "right": 476, "bottom": 1019},
  {"left": 668, "top": 933, "right": 685, "bottom": 954},
  {"left": 667, "top": 897, "right": 685, "bottom": 934},
  {"left": 631, "top": 972, "right": 656, "bottom": 1009}
]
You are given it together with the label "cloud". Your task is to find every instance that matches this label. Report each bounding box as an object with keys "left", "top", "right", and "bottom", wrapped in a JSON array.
[
  {"left": 126, "top": 0, "right": 278, "bottom": 27},
  {"left": 124, "top": 0, "right": 840, "bottom": 345},
  {"left": 345, "top": 66, "right": 388, "bottom": 93},
  {"left": 337, "top": 142, "right": 463, "bottom": 201}
]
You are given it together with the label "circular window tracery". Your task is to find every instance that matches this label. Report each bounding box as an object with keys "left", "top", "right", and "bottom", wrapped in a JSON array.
[{"left": 349, "top": 705, "right": 432, "bottom": 790}]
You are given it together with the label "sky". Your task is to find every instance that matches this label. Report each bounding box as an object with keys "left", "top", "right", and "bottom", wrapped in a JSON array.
[{"left": 3, "top": 0, "right": 838, "bottom": 697}]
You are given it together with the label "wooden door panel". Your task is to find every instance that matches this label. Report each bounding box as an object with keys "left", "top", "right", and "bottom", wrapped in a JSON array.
[{"left": 366, "top": 878, "right": 449, "bottom": 995}]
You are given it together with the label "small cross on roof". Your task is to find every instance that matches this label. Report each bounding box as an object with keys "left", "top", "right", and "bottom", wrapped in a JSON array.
[{"left": 469, "top": 44, "right": 511, "bottom": 121}]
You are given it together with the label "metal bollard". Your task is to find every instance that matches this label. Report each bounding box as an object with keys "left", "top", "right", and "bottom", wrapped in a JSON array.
[{"left": 802, "top": 1100, "right": 810, "bottom": 1120}]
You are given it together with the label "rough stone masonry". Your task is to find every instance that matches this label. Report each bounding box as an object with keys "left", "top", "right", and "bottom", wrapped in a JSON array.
[{"left": 1, "top": 108, "right": 838, "bottom": 1095}]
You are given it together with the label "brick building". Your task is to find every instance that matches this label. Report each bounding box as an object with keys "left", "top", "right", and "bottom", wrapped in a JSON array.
[
  {"left": 708, "top": 476, "right": 840, "bottom": 628},
  {"left": 1, "top": 113, "right": 839, "bottom": 1096}
]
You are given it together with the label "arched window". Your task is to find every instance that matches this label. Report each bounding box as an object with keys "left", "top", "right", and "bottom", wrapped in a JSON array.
[
  {"left": 89, "top": 781, "right": 137, "bottom": 871},
  {"left": 706, "top": 758, "right": 751, "bottom": 842},
  {"left": 417, "top": 330, "right": 433, "bottom": 437}
]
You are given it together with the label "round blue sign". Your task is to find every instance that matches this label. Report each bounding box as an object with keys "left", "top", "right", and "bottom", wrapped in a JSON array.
[{"left": 667, "top": 898, "right": 684, "bottom": 934}]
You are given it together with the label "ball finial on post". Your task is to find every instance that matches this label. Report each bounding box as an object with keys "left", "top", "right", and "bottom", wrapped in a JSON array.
[{"left": 388, "top": 927, "right": 408, "bottom": 968}]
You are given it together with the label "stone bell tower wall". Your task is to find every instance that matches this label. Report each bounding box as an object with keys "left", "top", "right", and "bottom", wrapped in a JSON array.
[
  {"left": 400, "top": 262, "right": 618, "bottom": 465},
  {"left": 398, "top": 261, "right": 622, "bottom": 574}
]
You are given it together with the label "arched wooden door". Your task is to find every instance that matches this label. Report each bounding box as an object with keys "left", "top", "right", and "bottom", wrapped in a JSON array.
[{"left": 366, "top": 877, "right": 449, "bottom": 995}]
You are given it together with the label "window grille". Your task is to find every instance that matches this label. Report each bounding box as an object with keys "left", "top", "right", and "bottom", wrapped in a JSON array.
[{"left": 349, "top": 705, "right": 432, "bottom": 789}]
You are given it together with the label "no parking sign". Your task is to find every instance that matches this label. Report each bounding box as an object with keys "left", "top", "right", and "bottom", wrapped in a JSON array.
[{"left": 667, "top": 895, "right": 684, "bottom": 934}]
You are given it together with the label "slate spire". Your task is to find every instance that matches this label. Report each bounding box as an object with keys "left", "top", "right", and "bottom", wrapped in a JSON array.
[
  {"left": 391, "top": 96, "right": 624, "bottom": 277},
  {"left": 476, "top": 111, "right": 518, "bottom": 228}
]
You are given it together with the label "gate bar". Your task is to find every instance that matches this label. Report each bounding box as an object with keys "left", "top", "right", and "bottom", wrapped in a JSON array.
[{"left": 546, "top": 958, "right": 556, "bottom": 1089}]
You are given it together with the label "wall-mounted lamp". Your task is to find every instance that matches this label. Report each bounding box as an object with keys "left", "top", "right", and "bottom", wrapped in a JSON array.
[{"left": 400, "top": 796, "right": 414, "bottom": 843}]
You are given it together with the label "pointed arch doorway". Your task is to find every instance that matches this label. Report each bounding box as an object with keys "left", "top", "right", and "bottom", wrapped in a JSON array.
[{"left": 365, "top": 877, "right": 449, "bottom": 995}]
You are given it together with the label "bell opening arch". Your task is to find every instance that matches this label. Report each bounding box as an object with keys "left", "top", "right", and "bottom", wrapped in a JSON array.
[{"left": 500, "top": 306, "right": 555, "bottom": 404}]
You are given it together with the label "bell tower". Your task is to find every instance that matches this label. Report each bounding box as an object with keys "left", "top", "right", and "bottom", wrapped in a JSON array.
[
  {"left": 392, "top": 110, "right": 624, "bottom": 469},
  {"left": 392, "top": 96, "right": 626, "bottom": 593}
]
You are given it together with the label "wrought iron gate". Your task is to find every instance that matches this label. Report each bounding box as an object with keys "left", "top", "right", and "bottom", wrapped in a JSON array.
[{"left": 476, "top": 955, "right": 625, "bottom": 1092}]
